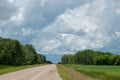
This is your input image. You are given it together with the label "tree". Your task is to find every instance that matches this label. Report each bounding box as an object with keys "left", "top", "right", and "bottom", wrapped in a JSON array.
[
  {"left": 74, "top": 50, "right": 97, "bottom": 65},
  {"left": 0, "top": 38, "right": 24, "bottom": 65},
  {"left": 62, "top": 54, "right": 74, "bottom": 64},
  {"left": 10, "top": 40, "right": 24, "bottom": 65},
  {"left": 46, "top": 61, "right": 52, "bottom": 64},
  {"left": 115, "top": 56, "right": 120, "bottom": 65},
  {"left": 94, "top": 55, "right": 110, "bottom": 65},
  {"left": 61, "top": 49, "right": 120, "bottom": 65},
  {"left": 0, "top": 37, "right": 47, "bottom": 66},
  {"left": 108, "top": 55, "right": 119, "bottom": 65},
  {"left": 22, "top": 44, "right": 37, "bottom": 65},
  {"left": 37, "top": 54, "right": 46, "bottom": 64}
]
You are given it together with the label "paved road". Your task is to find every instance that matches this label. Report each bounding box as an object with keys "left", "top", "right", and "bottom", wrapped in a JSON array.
[{"left": 0, "top": 64, "right": 62, "bottom": 80}]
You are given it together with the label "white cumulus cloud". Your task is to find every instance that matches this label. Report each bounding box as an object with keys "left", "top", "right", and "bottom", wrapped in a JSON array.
[
  {"left": 0, "top": 0, "right": 120, "bottom": 54},
  {"left": 31, "top": 0, "right": 120, "bottom": 54}
]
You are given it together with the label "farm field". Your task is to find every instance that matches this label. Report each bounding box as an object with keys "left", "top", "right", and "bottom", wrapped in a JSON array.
[{"left": 70, "top": 65, "right": 120, "bottom": 80}]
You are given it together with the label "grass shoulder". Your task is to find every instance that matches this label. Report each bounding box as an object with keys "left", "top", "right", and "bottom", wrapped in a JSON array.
[
  {"left": 56, "top": 64, "right": 93, "bottom": 80},
  {"left": 0, "top": 64, "right": 45, "bottom": 75},
  {"left": 56, "top": 64, "right": 71, "bottom": 80}
]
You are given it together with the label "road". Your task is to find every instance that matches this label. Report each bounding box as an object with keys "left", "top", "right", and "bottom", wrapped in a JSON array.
[{"left": 0, "top": 64, "right": 62, "bottom": 80}]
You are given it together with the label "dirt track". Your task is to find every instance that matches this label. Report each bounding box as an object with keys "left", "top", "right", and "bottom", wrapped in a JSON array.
[{"left": 0, "top": 64, "right": 62, "bottom": 80}]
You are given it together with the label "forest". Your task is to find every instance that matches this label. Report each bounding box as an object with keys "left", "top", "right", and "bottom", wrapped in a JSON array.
[
  {"left": 0, "top": 37, "right": 46, "bottom": 66},
  {"left": 62, "top": 49, "right": 120, "bottom": 65}
]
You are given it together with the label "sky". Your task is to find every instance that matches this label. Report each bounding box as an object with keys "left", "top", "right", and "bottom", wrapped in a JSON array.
[{"left": 0, "top": 0, "right": 120, "bottom": 54}]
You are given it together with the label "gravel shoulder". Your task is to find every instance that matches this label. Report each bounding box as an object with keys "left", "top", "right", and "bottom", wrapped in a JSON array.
[{"left": 0, "top": 64, "right": 62, "bottom": 80}]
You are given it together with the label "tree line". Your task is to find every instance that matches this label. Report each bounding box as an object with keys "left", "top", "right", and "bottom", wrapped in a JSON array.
[
  {"left": 0, "top": 37, "right": 46, "bottom": 66},
  {"left": 61, "top": 50, "right": 120, "bottom": 65}
]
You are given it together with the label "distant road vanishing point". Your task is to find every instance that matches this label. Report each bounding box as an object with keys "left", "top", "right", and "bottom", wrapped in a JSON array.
[{"left": 0, "top": 64, "right": 62, "bottom": 80}]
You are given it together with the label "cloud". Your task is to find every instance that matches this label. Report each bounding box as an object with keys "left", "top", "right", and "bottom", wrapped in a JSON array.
[
  {"left": 18, "top": 0, "right": 90, "bottom": 29},
  {"left": 0, "top": 0, "right": 120, "bottom": 54},
  {"left": 0, "top": 0, "right": 90, "bottom": 38},
  {"left": 13, "top": 0, "right": 91, "bottom": 30},
  {"left": 0, "top": 0, "right": 91, "bottom": 41},
  {"left": 31, "top": 0, "right": 120, "bottom": 54},
  {"left": 0, "top": 0, "right": 17, "bottom": 23}
]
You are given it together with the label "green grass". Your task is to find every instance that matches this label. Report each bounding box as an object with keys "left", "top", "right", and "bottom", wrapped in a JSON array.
[
  {"left": 56, "top": 64, "right": 93, "bottom": 80},
  {"left": 0, "top": 64, "right": 45, "bottom": 75},
  {"left": 69, "top": 64, "right": 120, "bottom": 80},
  {"left": 56, "top": 64, "right": 71, "bottom": 80}
]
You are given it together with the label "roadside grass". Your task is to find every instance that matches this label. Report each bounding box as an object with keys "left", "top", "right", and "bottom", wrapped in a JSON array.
[
  {"left": 56, "top": 64, "right": 93, "bottom": 80},
  {"left": 56, "top": 64, "right": 71, "bottom": 80},
  {"left": 67, "top": 64, "right": 120, "bottom": 80},
  {"left": 0, "top": 64, "right": 45, "bottom": 75}
]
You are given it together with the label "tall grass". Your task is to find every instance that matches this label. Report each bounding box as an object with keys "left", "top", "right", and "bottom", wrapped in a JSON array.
[{"left": 56, "top": 64, "right": 71, "bottom": 80}]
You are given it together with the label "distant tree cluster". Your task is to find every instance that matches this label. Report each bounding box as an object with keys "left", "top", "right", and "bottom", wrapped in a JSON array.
[
  {"left": 0, "top": 37, "right": 46, "bottom": 66},
  {"left": 62, "top": 54, "right": 74, "bottom": 64},
  {"left": 61, "top": 50, "right": 120, "bottom": 65}
]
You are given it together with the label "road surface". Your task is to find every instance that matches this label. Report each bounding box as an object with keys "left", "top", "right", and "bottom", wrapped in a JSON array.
[{"left": 0, "top": 64, "right": 62, "bottom": 80}]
